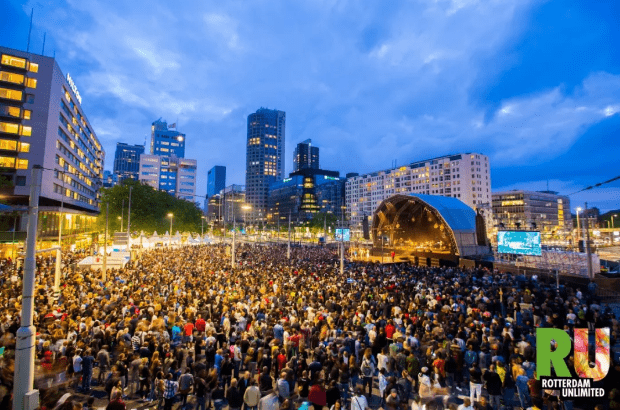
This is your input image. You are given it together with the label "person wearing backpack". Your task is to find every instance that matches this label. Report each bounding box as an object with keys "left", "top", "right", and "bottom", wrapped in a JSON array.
[{"left": 360, "top": 348, "right": 376, "bottom": 397}]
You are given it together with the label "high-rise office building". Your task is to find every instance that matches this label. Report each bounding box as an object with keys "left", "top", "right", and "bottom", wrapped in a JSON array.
[
  {"left": 293, "top": 139, "right": 319, "bottom": 172},
  {"left": 113, "top": 142, "right": 144, "bottom": 181},
  {"left": 207, "top": 165, "right": 226, "bottom": 197},
  {"left": 346, "top": 153, "right": 491, "bottom": 231},
  {"left": 150, "top": 118, "right": 185, "bottom": 158},
  {"left": 0, "top": 46, "right": 105, "bottom": 247},
  {"left": 245, "top": 108, "right": 285, "bottom": 223},
  {"left": 205, "top": 165, "right": 226, "bottom": 211},
  {"left": 138, "top": 154, "right": 197, "bottom": 201}
]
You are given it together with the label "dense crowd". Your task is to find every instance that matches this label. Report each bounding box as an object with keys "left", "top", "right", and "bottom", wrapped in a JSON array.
[{"left": 0, "top": 243, "right": 619, "bottom": 410}]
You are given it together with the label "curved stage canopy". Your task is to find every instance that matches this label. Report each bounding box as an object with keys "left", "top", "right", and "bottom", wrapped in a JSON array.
[{"left": 371, "top": 194, "right": 488, "bottom": 259}]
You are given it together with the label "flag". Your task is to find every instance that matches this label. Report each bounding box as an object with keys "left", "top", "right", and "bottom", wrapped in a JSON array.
[{"left": 168, "top": 123, "right": 176, "bottom": 129}]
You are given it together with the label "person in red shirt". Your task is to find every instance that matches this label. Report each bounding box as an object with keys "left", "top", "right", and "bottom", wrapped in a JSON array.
[
  {"left": 277, "top": 349, "right": 287, "bottom": 371},
  {"left": 433, "top": 352, "right": 446, "bottom": 379},
  {"left": 195, "top": 315, "right": 206, "bottom": 335},
  {"left": 184, "top": 322, "right": 195, "bottom": 349},
  {"left": 385, "top": 321, "right": 396, "bottom": 342},
  {"left": 288, "top": 330, "right": 302, "bottom": 357}
]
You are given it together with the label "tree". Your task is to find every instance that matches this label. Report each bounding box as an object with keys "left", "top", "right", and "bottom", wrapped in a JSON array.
[{"left": 97, "top": 180, "right": 203, "bottom": 235}]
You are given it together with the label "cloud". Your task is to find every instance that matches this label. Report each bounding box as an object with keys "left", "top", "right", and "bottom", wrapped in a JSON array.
[{"left": 9, "top": 0, "right": 619, "bottom": 211}]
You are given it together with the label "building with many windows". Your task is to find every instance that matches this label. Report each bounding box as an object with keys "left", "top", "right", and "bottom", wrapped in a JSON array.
[
  {"left": 268, "top": 168, "right": 345, "bottom": 223},
  {"left": 245, "top": 108, "right": 285, "bottom": 224},
  {"left": 150, "top": 118, "right": 185, "bottom": 158},
  {"left": 0, "top": 46, "right": 104, "bottom": 251},
  {"left": 113, "top": 142, "right": 144, "bottom": 182},
  {"left": 293, "top": 139, "right": 319, "bottom": 172},
  {"left": 205, "top": 165, "right": 226, "bottom": 212},
  {"left": 492, "top": 190, "right": 571, "bottom": 234},
  {"left": 346, "top": 153, "right": 491, "bottom": 235},
  {"left": 138, "top": 154, "right": 197, "bottom": 201},
  {"left": 220, "top": 184, "right": 246, "bottom": 224}
]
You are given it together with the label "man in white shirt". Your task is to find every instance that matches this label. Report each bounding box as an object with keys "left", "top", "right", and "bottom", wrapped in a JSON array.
[
  {"left": 258, "top": 390, "right": 279, "bottom": 410},
  {"left": 351, "top": 387, "right": 368, "bottom": 410}
]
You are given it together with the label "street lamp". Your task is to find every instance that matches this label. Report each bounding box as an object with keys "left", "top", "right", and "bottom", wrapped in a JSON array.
[
  {"left": 613, "top": 214, "right": 618, "bottom": 229},
  {"left": 241, "top": 205, "right": 252, "bottom": 239},
  {"left": 167, "top": 213, "right": 173, "bottom": 246},
  {"left": 575, "top": 207, "right": 582, "bottom": 248},
  {"left": 201, "top": 216, "right": 206, "bottom": 239}
]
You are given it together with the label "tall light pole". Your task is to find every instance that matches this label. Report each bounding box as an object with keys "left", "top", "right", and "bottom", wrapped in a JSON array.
[
  {"left": 575, "top": 207, "right": 582, "bottom": 249},
  {"left": 127, "top": 186, "right": 132, "bottom": 250},
  {"left": 201, "top": 216, "right": 205, "bottom": 239},
  {"left": 242, "top": 205, "right": 251, "bottom": 241},
  {"left": 612, "top": 214, "right": 618, "bottom": 229},
  {"left": 103, "top": 202, "right": 108, "bottom": 282},
  {"left": 120, "top": 199, "right": 124, "bottom": 232},
  {"left": 14, "top": 164, "right": 42, "bottom": 410},
  {"left": 287, "top": 210, "right": 291, "bottom": 260},
  {"left": 167, "top": 213, "right": 173, "bottom": 247},
  {"left": 584, "top": 203, "right": 594, "bottom": 280}
]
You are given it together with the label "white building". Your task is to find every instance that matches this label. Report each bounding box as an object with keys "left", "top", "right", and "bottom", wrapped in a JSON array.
[
  {"left": 138, "top": 154, "right": 197, "bottom": 201},
  {"left": 346, "top": 153, "right": 491, "bottom": 230}
]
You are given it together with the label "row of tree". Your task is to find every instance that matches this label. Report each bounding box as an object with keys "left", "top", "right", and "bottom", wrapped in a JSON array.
[{"left": 98, "top": 180, "right": 203, "bottom": 235}]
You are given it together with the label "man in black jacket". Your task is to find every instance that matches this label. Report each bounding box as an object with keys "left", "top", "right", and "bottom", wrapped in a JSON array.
[
  {"left": 482, "top": 365, "right": 502, "bottom": 410},
  {"left": 259, "top": 366, "right": 273, "bottom": 396}
]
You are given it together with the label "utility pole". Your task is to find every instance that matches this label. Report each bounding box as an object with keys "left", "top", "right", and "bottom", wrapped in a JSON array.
[
  {"left": 13, "top": 164, "right": 42, "bottom": 410},
  {"left": 127, "top": 186, "right": 132, "bottom": 250},
  {"left": 120, "top": 199, "right": 124, "bottom": 232},
  {"left": 584, "top": 202, "right": 594, "bottom": 280},
  {"left": 287, "top": 210, "right": 291, "bottom": 260},
  {"left": 103, "top": 202, "right": 108, "bottom": 282}
]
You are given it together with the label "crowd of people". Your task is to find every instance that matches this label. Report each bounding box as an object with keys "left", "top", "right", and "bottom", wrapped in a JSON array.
[{"left": 0, "top": 243, "right": 619, "bottom": 410}]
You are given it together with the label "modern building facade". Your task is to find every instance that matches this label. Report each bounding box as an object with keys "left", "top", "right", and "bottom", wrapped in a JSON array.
[
  {"left": 293, "top": 139, "right": 319, "bottom": 172},
  {"left": 0, "top": 46, "right": 105, "bottom": 250},
  {"left": 492, "top": 190, "right": 571, "bottom": 233},
  {"left": 346, "top": 153, "right": 491, "bottom": 234},
  {"left": 113, "top": 142, "right": 144, "bottom": 181},
  {"left": 150, "top": 118, "right": 185, "bottom": 158},
  {"left": 207, "top": 165, "right": 226, "bottom": 198},
  {"left": 245, "top": 108, "right": 285, "bottom": 224},
  {"left": 138, "top": 154, "right": 197, "bottom": 201},
  {"left": 220, "top": 184, "right": 246, "bottom": 224},
  {"left": 103, "top": 170, "right": 118, "bottom": 187},
  {"left": 268, "top": 168, "right": 345, "bottom": 223}
]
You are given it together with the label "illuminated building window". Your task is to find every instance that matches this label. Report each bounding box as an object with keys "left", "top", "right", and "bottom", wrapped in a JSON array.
[
  {"left": 21, "top": 125, "right": 31, "bottom": 136},
  {"left": 28, "top": 62, "right": 38, "bottom": 73},
  {"left": 0, "top": 121, "right": 19, "bottom": 134},
  {"left": 17, "top": 158, "right": 28, "bottom": 169},
  {"left": 0, "top": 88, "right": 23, "bottom": 101},
  {"left": 0, "top": 71, "right": 25, "bottom": 84},
  {"left": 0, "top": 139, "right": 17, "bottom": 150},
  {"left": 25, "top": 77, "right": 37, "bottom": 88},
  {"left": 0, "top": 156, "right": 16, "bottom": 167},
  {"left": 1, "top": 54, "right": 26, "bottom": 69},
  {"left": 23, "top": 109, "right": 31, "bottom": 119}
]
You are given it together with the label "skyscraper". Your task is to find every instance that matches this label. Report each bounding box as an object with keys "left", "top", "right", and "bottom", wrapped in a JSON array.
[
  {"left": 293, "top": 139, "right": 319, "bottom": 171},
  {"left": 150, "top": 118, "right": 185, "bottom": 158},
  {"left": 207, "top": 165, "right": 226, "bottom": 198},
  {"left": 245, "top": 108, "right": 285, "bottom": 223},
  {"left": 113, "top": 142, "right": 144, "bottom": 181}
]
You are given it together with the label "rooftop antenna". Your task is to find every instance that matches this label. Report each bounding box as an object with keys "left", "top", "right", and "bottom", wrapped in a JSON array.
[
  {"left": 26, "top": 8, "right": 33, "bottom": 53},
  {"left": 41, "top": 32, "right": 46, "bottom": 55}
]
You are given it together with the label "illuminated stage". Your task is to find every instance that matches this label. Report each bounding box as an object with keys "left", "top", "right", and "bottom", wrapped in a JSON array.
[{"left": 371, "top": 194, "right": 490, "bottom": 265}]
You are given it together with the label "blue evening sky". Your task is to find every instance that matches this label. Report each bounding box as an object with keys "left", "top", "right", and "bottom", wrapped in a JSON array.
[{"left": 1, "top": 0, "right": 619, "bottom": 211}]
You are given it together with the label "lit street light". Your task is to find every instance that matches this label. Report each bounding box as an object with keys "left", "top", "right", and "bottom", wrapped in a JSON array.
[
  {"left": 201, "top": 215, "right": 206, "bottom": 238},
  {"left": 613, "top": 214, "right": 618, "bottom": 229},
  {"left": 167, "top": 213, "right": 173, "bottom": 246}
]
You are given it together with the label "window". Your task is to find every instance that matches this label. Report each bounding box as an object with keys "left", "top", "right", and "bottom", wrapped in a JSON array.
[
  {"left": 16, "top": 176, "right": 26, "bottom": 186},
  {"left": 19, "top": 142, "right": 29, "bottom": 152},
  {"left": 23, "top": 109, "right": 31, "bottom": 120},
  {"left": 0, "top": 139, "right": 17, "bottom": 150},
  {"left": 0, "top": 71, "right": 24, "bottom": 85},
  {"left": 1, "top": 55, "right": 26, "bottom": 69},
  {"left": 17, "top": 158, "right": 27, "bottom": 169},
  {"left": 21, "top": 125, "right": 31, "bottom": 136},
  {"left": 28, "top": 62, "right": 38, "bottom": 73},
  {"left": 0, "top": 156, "right": 15, "bottom": 168},
  {"left": 25, "top": 78, "right": 37, "bottom": 88},
  {"left": 0, "top": 88, "right": 23, "bottom": 101},
  {"left": 0, "top": 121, "right": 19, "bottom": 134}
]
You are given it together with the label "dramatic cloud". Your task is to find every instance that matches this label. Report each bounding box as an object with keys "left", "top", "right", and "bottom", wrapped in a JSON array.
[{"left": 4, "top": 0, "right": 619, "bottom": 210}]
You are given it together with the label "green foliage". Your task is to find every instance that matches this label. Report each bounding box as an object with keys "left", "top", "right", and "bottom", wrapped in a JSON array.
[
  {"left": 98, "top": 180, "right": 203, "bottom": 235},
  {"left": 307, "top": 212, "right": 339, "bottom": 231}
]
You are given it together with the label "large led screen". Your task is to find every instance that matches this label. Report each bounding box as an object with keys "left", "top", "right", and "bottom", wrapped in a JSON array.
[
  {"left": 335, "top": 228, "right": 350, "bottom": 241},
  {"left": 497, "top": 230, "right": 542, "bottom": 256}
]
